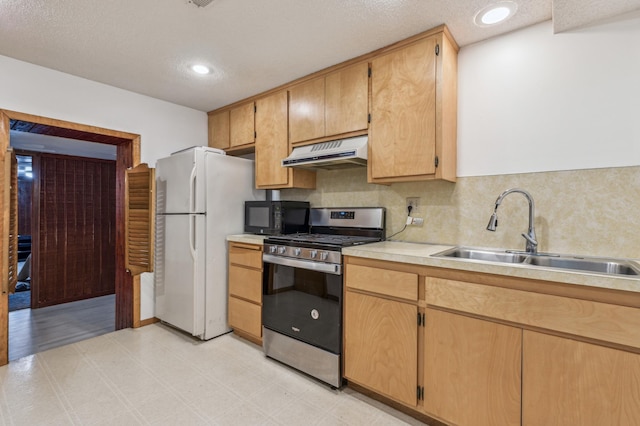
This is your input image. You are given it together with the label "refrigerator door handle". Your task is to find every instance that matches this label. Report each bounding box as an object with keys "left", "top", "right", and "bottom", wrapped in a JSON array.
[
  {"left": 189, "top": 214, "right": 197, "bottom": 260},
  {"left": 189, "top": 163, "right": 197, "bottom": 213},
  {"left": 189, "top": 214, "right": 198, "bottom": 333}
]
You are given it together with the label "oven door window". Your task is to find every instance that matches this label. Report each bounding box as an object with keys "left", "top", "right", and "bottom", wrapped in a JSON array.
[{"left": 263, "top": 262, "right": 342, "bottom": 354}]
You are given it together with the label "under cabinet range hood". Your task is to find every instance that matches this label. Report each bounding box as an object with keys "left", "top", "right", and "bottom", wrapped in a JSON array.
[{"left": 282, "top": 135, "right": 368, "bottom": 170}]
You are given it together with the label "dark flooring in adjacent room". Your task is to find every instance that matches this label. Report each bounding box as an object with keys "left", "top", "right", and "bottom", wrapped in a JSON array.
[{"left": 8, "top": 294, "right": 116, "bottom": 361}]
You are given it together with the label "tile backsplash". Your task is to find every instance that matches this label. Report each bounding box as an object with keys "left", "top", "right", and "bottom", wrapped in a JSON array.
[{"left": 282, "top": 165, "right": 640, "bottom": 259}]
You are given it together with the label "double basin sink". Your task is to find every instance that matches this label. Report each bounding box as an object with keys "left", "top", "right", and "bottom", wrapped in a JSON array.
[{"left": 433, "top": 247, "right": 640, "bottom": 277}]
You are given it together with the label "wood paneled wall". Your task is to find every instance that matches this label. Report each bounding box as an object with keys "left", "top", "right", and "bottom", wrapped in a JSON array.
[
  {"left": 17, "top": 174, "right": 32, "bottom": 236},
  {"left": 33, "top": 153, "right": 116, "bottom": 308}
]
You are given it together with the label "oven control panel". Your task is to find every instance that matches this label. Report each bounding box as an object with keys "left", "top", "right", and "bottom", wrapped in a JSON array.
[
  {"left": 264, "top": 244, "right": 341, "bottom": 264},
  {"left": 330, "top": 210, "right": 355, "bottom": 220}
]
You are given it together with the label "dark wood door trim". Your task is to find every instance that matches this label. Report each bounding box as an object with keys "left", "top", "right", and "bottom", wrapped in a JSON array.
[{"left": 1, "top": 109, "right": 141, "bottom": 338}]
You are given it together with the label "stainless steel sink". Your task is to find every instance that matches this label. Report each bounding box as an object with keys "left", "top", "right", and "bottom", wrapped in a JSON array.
[
  {"left": 433, "top": 246, "right": 640, "bottom": 276},
  {"left": 433, "top": 247, "right": 528, "bottom": 264},
  {"left": 524, "top": 255, "right": 640, "bottom": 276}
]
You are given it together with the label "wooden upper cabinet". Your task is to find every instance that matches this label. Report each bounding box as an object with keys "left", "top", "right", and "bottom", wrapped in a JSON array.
[
  {"left": 208, "top": 110, "right": 229, "bottom": 150},
  {"left": 208, "top": 102, "right": 255, "bottom": 151},
  {"left": 369, "top": 31, "right": 457, "bottom": 184},
  {"left": 255, "top": 91, "right": 317, "bottom": 189},
  {"left": 289, "top": 62, "right": 369, "bottom": 144},
  {"left": 289, "top": 76, "right": 325, "bottom": 143},
  {"left": 256, "top": 91, "right": 289, "bottom": 188},
  {"left": 230, "top": 102, "right": 255, "bottom": 147},
  {"left": 325, "top": 62, "right": 369, "bottom": 137}
]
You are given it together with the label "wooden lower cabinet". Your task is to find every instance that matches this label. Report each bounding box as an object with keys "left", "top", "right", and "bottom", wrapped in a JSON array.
[
  {"left": 344, "top": 291, "right": 418, "bottom": 406},
  {"left": 523, "top": 330, "right": 640, "bottom": 425},
  {"left": 227, "top": 242, "right": 263, "bottom": 344},
  {"left": 228, "top": 297, "right": 261, "bottom": 338},
  {"left": 344, "top": 256, "right": 640, "bottom": 425},
  {"left": 423, "top": 309, "right": 522, "bottom": 426}
]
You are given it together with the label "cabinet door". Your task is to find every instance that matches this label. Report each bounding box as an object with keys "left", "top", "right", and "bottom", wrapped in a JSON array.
[
  {"left": 344, "top": 290, "right": 417, "bottom": 407},
  {"left": 423, "top": 309, "right": 521, "bottom": 426},
  {"left": 255, "top": 91, "right": 290, "bottom": 188},
  {"left": 230, "top": 102, "right": 255, "bottom": 147},
  {"left": 325, "top": 62, "right": 369, "bottom": 136},
  {"left": 208, "top": 110, "right": 229, "bottom": 150},
  {"left": 523, "top": 330, "right": 640, "bottom": 425},
  {"left": 289, "top": 76, "right": 325, "bottom": 143},
  {"left": 370, "top": 37, "right": 437, "bottom": 180}
]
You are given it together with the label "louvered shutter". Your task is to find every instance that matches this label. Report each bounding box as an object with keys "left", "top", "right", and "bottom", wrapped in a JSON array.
[
  {"left": 0, "top": 150, "right": 7, "bottom": 297},
  {"left": 6, "top": 150, "right": 17, "bottom": 294},
  {"left": 125, "top": 163, "right": 155, "bottom": 275}
]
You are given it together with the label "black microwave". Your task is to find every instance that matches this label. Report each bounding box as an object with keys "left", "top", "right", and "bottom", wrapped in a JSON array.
[{"left": 244, "top": 201, "right": 310, "bottom": 235}]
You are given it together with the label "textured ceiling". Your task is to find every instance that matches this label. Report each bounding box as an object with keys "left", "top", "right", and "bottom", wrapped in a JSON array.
[{"left": 0, "top": 0, "right": 639, "bottom": 114}]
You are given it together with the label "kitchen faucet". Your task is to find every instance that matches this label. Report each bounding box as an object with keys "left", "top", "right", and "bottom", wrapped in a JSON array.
[{"left": 486, "top": 188, "right": 538, "bottom": 254}]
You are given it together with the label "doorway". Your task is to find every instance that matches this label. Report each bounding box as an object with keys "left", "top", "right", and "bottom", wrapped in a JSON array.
[{"left": 0, "top": 109, "right": 142, "bottom": 366}]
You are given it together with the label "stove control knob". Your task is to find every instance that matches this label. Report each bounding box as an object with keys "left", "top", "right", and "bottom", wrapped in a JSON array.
[
  {"left": 269, "top": 246, "right": 277, "bottom": 254},
  {"left": 277, "top": 246, "right": 286, "bottom": 255},
  {"left": 294, "top": 248, "right": 301, "bottom": 256},
  {"left": 320, "top": 251, "right": 329, "bottom": 261},
  {"left": 310, "top": 250, "right": 318, "bottom": 259}
]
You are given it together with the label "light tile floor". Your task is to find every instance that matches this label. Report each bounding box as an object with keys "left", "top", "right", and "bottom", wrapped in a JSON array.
[{"left": 0, "top": 323, "right": 427, "bottom": 425}]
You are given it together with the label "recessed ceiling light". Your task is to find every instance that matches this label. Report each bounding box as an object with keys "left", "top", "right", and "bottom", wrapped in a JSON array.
[
  {"left": 191, "top": 64, "right": 211, "bottom": 75},
  {"left": 474, "top": 2, "right": 518, "bottom": 27}
]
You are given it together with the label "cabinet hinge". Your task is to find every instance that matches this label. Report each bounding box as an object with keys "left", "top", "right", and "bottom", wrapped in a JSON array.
[
  {"left": 416, "top": 386, "right": 424, "bottom": 401},
  {"left": 254, "top": 131, "right": 257, "bottom": 139},
  {"left": 417, "top": 312, "right": 422, "bottom": 326},
  {"left": 368, "top": 66, "right": 372, "bottom": 78},
  {"left": 435, "top": 44, "right": 440, "bottom": 56},
  {"left": 422, "top": 313, "right": 425, "bottom": 326},
  {"left": 254, "top": 104, "right": 257, "bottom": 113},
  {"left": 368, "top": 113, "right": 371, "bottom": 123},
  {"left": 434, "top": 156, "right": 439, "bottom": 168}
]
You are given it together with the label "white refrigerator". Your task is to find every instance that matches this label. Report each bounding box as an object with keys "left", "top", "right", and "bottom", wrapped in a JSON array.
[{"left": 154, "top": 146, "right": 264, "bottom": 340}]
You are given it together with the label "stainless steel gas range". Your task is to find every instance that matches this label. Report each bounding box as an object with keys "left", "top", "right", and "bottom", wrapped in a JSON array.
[{"left": 261, "top": 207, "right": 386, "bottom": 388}]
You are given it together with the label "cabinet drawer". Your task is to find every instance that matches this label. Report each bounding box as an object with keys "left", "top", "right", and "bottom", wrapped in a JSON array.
[
  {"left": 426, "top": 277, "right": 640, "bottom": 349},
  {"left": 229, "top": 243, "right": 262, "bottom": 269},
  {"left": 229, "top": 265, "right": 262, "bottom": 304},
  {"left": 228, "top": 296, "right": 261, "bottom": 338},
  {"left": 346, "top": 264, "right": 418, "bottom": 301}
]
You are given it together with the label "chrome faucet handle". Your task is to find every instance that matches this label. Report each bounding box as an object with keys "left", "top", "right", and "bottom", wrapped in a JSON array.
[{"left": 521, "top": 232, "right": 538, "bottom": 253}]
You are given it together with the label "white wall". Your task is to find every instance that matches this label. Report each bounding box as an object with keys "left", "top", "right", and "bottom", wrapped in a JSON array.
[
  {"left": 0, "top": 55, "right": 207, "bottom": 165},
  {"left": 458, "top": 17, "right": 640, "bottom": 176},
  {"left": 1, "top": 54, "right": 208, "bottom": 320}
]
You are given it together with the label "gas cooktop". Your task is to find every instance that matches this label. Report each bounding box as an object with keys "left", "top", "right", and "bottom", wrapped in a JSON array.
[
  {"left": 264, "top": 207, "right": 386, "bottom": 254},
  {"left": 265, "top": 233, "right": 381, "bottom": 248}
]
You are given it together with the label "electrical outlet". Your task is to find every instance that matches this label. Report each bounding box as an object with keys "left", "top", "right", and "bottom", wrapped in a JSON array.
[
  {"left": 407, "top": 197, "right": 420, "bottom": 211},
  {"left": 407, "top": 217, "right": 424, "bottom": 226}
]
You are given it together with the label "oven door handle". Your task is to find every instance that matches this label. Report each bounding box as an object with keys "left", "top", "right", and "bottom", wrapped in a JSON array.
[{"left": 263, "top": 254, "right": 342, "bottom": 275}]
